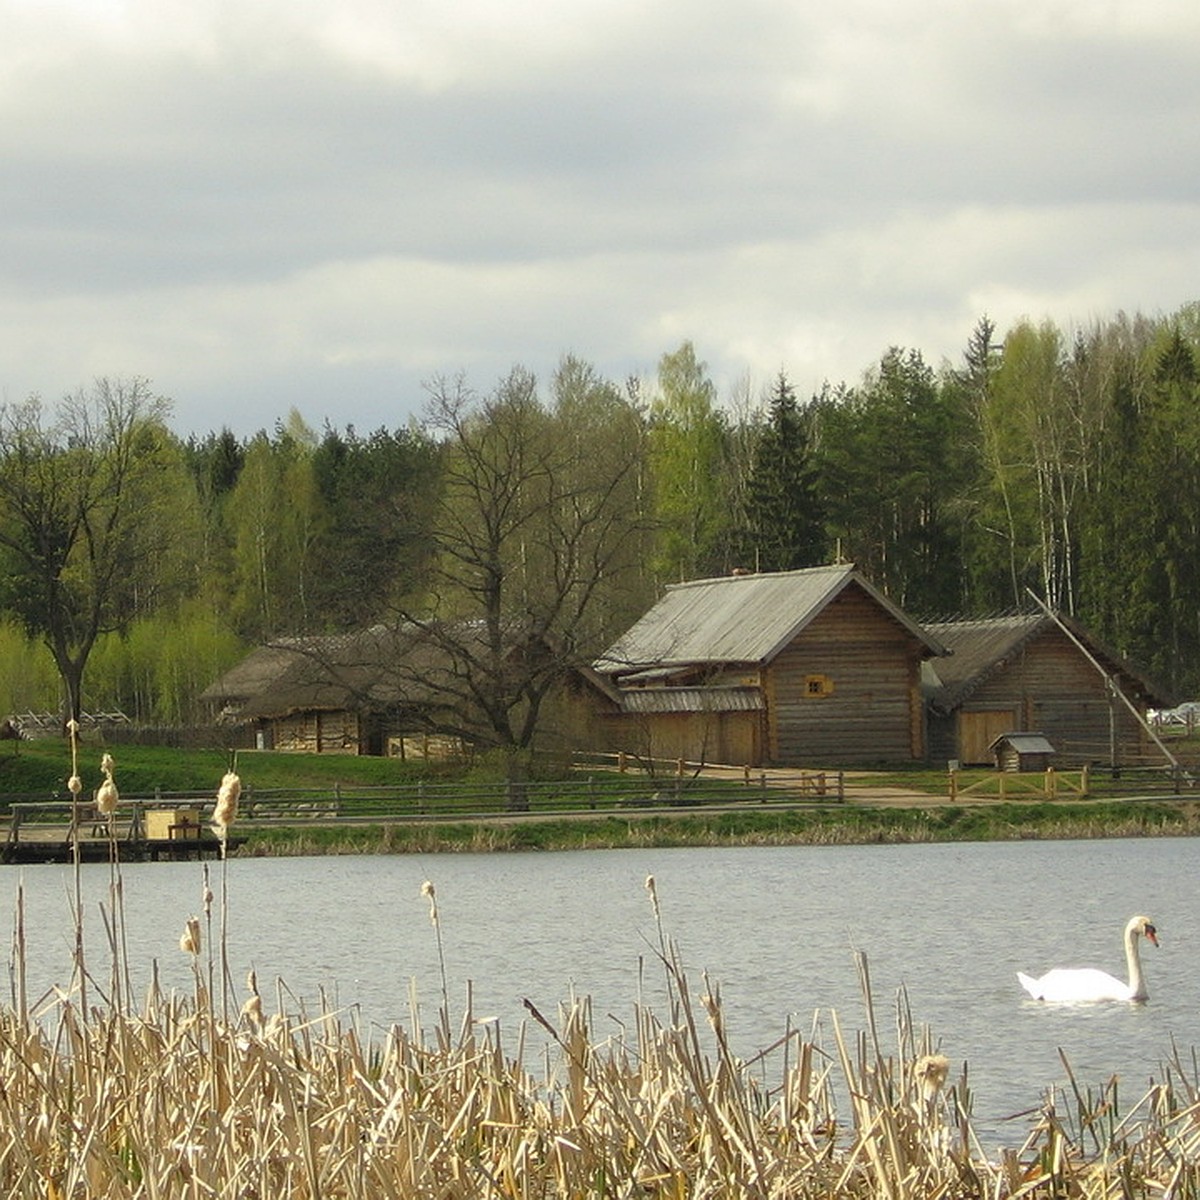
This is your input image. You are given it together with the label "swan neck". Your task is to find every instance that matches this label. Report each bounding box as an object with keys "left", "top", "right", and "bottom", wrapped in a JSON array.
[{"left": 1125, "top": 925, "right": 1147, "bottom": 1000}]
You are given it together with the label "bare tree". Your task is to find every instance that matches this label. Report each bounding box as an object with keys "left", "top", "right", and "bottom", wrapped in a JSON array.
[
  {"left": 0, "top": 378, "right": 178, "bottom": 727},
  {"left": 387, "top": 364, "right": 650, "bottom": 788}
]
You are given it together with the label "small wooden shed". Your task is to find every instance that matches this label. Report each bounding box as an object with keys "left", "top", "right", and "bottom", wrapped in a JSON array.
[{"left": 990, "top": 731, "right": 1056, "bottom": 773}]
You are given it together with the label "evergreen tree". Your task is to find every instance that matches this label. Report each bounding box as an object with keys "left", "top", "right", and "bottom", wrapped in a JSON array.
[
  {"left": 812, "top": 349, "right": 973, "bottom": 612},
  {"left": 310, "top": 423, "right": 441, "bottom": 628},
  {"left": 741, "top": 372, "right": 825, "bottom": 571}
]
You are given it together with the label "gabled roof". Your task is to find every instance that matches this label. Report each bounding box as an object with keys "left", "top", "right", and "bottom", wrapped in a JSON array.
[
  {"left": 922, "top": 614, "right": 1171, "bottom": 713},
  {"left": 594, "top": 564, "right": 946, "bottom": 676},
  {"left": 991, "top": 731, "right": 1055, "bottom": 755}
]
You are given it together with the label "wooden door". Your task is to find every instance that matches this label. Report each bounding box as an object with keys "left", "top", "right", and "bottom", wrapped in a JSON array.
[{"left": 958, "top": 710, "right": 1017, "bottom": 765}]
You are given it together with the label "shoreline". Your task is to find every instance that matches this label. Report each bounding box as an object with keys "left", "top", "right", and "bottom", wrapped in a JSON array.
[{"left": 234, "top": 797, "right": 1200, "bottom": 855}]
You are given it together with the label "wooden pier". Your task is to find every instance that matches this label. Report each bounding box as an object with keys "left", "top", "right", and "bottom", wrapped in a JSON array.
[{"left": 2, "top": 801, "right": 243, "bottom": 864}]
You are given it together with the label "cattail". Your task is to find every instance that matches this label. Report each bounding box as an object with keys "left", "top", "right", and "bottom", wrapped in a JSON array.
[
  {"left": 915, "top": 1053, "right": 951, "bottom": 1098},
  {"left": 701, "top": 988, "right": 725, "bottom": 1040},
  {"left": 422, "top": 879, "right": 439, "bottom": 926},
  {"left": 179, "top": 916, "right": 201, "bottom": 955},
  {"left": 96, "top": 751, "right": 118, "bottom": 814},
  {"left": 645, "top": 874, "right": 660, "bottom": 919},
  {"left": 95, "top": 778, "right": 119, "bottom": 815},
  {"left": 241, "top": 969, "right": 263, "bottom": 1028},
  {"left": 213, "top": 771, "right": 241, "bottom": 829}
]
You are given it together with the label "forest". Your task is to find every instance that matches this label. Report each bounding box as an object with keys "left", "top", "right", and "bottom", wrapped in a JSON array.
[{"left": 1, "top": 301, "right": 1198, "bottom": 729}]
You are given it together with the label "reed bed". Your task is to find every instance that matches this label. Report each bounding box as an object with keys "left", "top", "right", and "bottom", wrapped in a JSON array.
[
  {"left": 5, "top": 915, "right": 1200, "bottom": 1198},
  {"left": 7, "top": 746, "right": 1200, "bottom": 1196}
]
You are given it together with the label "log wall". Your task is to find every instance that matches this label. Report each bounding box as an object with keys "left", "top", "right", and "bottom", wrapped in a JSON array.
[
  {"left": 766, "top": 587, "right": 925, "bottom": 765},
  {"left": 928, "top": 627, "right": 1151, "bottom": 766}
]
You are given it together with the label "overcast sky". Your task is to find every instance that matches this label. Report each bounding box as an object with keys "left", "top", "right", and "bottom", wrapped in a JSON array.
[{"left": 4, "top": 0, "right": 1199, "bottom": 438}]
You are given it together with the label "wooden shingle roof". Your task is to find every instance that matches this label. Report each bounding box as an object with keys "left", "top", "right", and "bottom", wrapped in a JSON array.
[
  {"left": 594, "top": 564, "right": 946, "bottom": 676},
  {"left": 922, "top": 614, "right": 1170, "bottom": 713}
]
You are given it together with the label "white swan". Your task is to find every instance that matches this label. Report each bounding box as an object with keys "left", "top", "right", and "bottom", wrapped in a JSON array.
[{"left": 1018, "top": 915, "right": 1159, "bottom": 1002}]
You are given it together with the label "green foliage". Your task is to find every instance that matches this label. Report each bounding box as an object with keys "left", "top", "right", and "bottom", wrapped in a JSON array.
[
  {"left": 740, "top": 372, "right": 826, "bottom": 571},
  {"left": 5, "top": 303, "right": 1200, "bottom": 718},
  {"left": 812, "top": 348, "right": 974, "bottom": 612},
  {"left": 226, "top": 423, "right": 324, "bottom": 638},
  {"left": 309, "top": 423, "right": 440, "bottom": 626},
  {"left": 0, "top": 379, "right": 194, "bottom": 723},
  {"left": 88, "top": 603, "right": 247, "bottom": 723},
  {"left": 0, "top": 618, "right": 60, "bottom": 715},
  {"left": 647, "top": 342, "right": 734, "bottom": 582}
]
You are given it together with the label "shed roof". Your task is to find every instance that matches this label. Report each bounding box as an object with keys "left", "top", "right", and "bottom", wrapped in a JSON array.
[
  {"left": 618, "top": 686, "right": 765, "bottom": 715},
  {"left": 990, "top": 732, "right": 1056, "bottom": 755},
  {"left": 594, "top": 565, "right": 946, "bottom": 676},
  {"left": 922, "top": 614, "right": 1170, "bottom": 713}
]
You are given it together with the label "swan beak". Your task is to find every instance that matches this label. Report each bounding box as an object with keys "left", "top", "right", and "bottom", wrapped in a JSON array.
[{"left": 1145, "top": 925, "right": 1159, "bottom": 946}]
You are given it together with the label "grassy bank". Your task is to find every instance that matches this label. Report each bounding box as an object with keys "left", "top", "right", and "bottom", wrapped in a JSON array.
[
  {"left": 5, "top": 739, "right": 1200, "bottom": 854},
  {"left": 237, "top": 798, "right": 1200, "bottom": 855}
]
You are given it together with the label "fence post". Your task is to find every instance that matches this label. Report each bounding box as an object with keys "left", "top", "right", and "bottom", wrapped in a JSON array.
[
  {"left": 760, "top": 772, "right": 767, "bottom": 800},
  {"left": 948, "top": 769, "right": 957, "bottom": 802},
  {"left": 676, "top": 758, "right": 685, "bottom": 779},
  {"left": 618, "top": 751, "right": 627, "bottom": 774},
  {"left": 837, "top": 771, "right": 844, "bottom": 802},
  {"left": 1045, "top": 767, "right": 1056, "bottom": 799},
  {"left": 1081, "top": 763, "right": 1090, "bottom": 797},
  {"left": 743, "top": 763, "right": 751, "bottom": 785}
]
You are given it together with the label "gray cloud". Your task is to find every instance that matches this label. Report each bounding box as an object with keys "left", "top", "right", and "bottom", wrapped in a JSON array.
[{"left": 1, "top": 0, "right": 1198, "bottom": 434}]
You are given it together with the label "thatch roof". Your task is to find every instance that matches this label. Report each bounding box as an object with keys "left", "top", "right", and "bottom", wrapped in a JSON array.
[
  {"left": 201, "top": 622, "right": 570, "bottom": 723},
  {"left": 201, "top": 626, "right": 433, "bottom": 721},
  {"left": 594, "top": 565, "right": 946, "bottom": 677},
  {"left": 199, "top": 639, "right": 317, "bottom": 706},
  {"left": 922, "top": 614, "right": 1171, "bottom": 713}
]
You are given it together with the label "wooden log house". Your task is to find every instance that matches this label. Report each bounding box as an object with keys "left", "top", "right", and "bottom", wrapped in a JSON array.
[
  {"left": 922, "top": 615, "right": 1169, "bottom": 767},
  {"left": 592, "top": 565, "right": 949, "bottom": 767}
]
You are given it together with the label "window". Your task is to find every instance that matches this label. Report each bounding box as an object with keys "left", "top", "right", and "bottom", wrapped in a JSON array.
[{"left": 805, "top": 674, "right": 834, "bottom": 698}]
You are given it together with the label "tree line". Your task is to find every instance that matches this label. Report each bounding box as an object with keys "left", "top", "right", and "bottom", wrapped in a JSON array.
[{"left": 1, "top": 301, "right": 1198, "bottom": 731}]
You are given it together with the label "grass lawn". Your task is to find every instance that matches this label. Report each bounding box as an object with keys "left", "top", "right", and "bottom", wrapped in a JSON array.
[{"left": 0, "top": 738, "right": 449, "bottom": 797}]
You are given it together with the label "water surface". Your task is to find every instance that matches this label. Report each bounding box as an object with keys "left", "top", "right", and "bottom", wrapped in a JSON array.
[{"left": 3, "top": 838, "right": 1196, "bottom": 1147}]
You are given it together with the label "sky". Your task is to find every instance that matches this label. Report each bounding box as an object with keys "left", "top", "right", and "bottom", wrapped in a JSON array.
[{"left": 4, "top": 0, "right": 1200, "bottom": 438}]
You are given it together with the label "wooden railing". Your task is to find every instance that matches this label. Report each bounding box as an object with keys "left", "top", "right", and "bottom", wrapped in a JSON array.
[{"left": 948, "top": 766, "right": 1090, "bottom": 802}]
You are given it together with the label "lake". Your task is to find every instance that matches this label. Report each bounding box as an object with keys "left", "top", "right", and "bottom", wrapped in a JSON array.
[{"left": 3, "top": 836, "right": 1197, "bottom": 1148}]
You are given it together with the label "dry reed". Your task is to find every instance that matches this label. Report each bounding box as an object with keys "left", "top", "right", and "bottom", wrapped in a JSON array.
[
  {"left": 2, "top": 904, "right": 1198, "bottom": 1196},
  {"left": 6, "top": 753, "right": 1200, "bottom": 1195}
]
